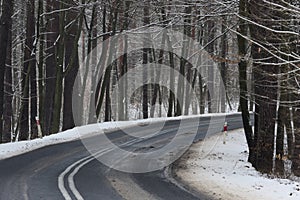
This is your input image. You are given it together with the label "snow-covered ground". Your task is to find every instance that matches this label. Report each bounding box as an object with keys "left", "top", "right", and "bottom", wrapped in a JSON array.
[
  {"left": 175, "top": 129, "right": 300, "bottom": 200},
  {"left": 0, "top": 113, "right": 231, "bottom": 161}
]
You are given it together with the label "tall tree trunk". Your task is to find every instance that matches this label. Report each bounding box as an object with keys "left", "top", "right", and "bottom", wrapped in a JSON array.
[
  {"left": 37, "top": 0, "right": 45, "bottom": 133},
  {"left": 238, "top": 0, "right": 255, "bottom": 163},
  {"left": 184, "top": 9, "right": 197, "bottom": 116},
  {"left": 3, "top": 30, "right": 13, "bottom": 142},
  {"left": 220, "top": 22, "right": 227, "bottom": 113},
  {"left": 184, "top": 64, "right": 192, "bottom": 115},
  {"left": 251, "top": 51, "right": 277, "bottom": 173},
  {"left": 199, "top": 73, "right": 205, "bottom": 114},
  {"left": 150, "top": 26, "right": 167, "bottom": 117},
  {"left": 142, "top": 1, "right": 150, "bottom": 119},
  {"left": 62, "top": 0, "right": 82, "bottom": 131},
  {"left": 167, "top": 37, "right": 175, "bottom": 117},
  {"left": 30, "top": 0, "right": 38, "bottom": 139},
  {"left": 105, "top": 3, "right": 119, "bottom": 122},
  {"left": 0, "top": 0, "right": 14, "bottom": 143},
  {"left": 51, "top": 1, "right": 65, "bottom": 134},
  {"left": 275, "top": 23, "right": 295, "bottom": 174},
  {"left": 80, "top": 2, "right": 96, "bottom": 124},
  {"left": 197, "top": 21, "right": 205, "bottom": 115},
  {"left": 249, "top": 0, "right": 278, "bottom": 173},
  {"left": 286, "top": 0, "right": 300, "bottom": 177},
  {"left": 88, "top": 1, "right": 99, "bottom": 123},
  {"left": 19, "top": 0, "right": 36, "bottom": 140},
  {"left": 176, "top": 6, "right": 191, "bottom": 116},
  {"left": 275, "top": 74, "right": 287, "bottom": 175},
  {"left": 116, "top": 1, "right": 131, "bottom": 121},
  {"left": 292, "top": 108, "right": 300, "bottom": 176},
  {"left": 43, "top": 0, "right": 59, "bottom": 135},
  {"left": 149, "top": 4, "right": 167, "bottom": 118},
  {"left": 95, "top": 5, "right": 108, "bottom": 120},
  {"left": 206, "top": 19, "right": 215, "bottom": 113}
]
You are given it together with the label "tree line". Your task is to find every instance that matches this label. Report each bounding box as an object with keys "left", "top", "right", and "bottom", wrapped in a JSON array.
[{"left": 0, "top": 0, "right": 299, "bottom": 177}]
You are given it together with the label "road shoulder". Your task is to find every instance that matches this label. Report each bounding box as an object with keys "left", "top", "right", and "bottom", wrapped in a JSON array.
[{"left": 173, "top": 129, "right": 300, "bottom": 200}]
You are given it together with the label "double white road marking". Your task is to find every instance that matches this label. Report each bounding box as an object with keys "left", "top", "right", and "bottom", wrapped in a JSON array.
[
  {"left": 57, "top": 119, "right": 206, "bottom": 199},
  {"left": 58, "top": 138, "right": 141, "bottom": 200}
]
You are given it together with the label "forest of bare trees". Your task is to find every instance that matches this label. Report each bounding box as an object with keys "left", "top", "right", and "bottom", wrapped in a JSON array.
[{"left": 0, "top": 0, "right": 299, "bottom": 177}]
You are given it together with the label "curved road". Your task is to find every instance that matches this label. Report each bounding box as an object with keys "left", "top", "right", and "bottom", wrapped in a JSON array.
[{"left": 0, "top": 114, "right": 249, "bottom": 200}]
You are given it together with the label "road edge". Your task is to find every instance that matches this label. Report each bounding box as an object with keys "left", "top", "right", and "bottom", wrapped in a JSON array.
[{"left": 164, "top": 152, "right": 214, "bottom": 200}]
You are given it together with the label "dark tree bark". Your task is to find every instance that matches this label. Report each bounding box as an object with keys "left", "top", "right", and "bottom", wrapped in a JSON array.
[
  {"left": 63, "top": 47, "right": 79, "bottom": 130},
  {"left": 238, "top": 0, "right": 254, "bottom": 163},
  {"left": 62, "top": 0, "right": 81, "bottom": 131},
  {"left": 206, "top": 19, "right": 215, "bottom": 113},
  {"left": 0, "top": 0, "right": 14, "bottom": 143},
  {"left": 30, "top": 0, "right": 38, "bottom": 139},
  {"left": 3, "top": 31, "right": 13, "bottom": 142},
  {"left": 117, "top": 14, "right": 126, "bottom": 121},
  {"left": 51, "top": 0, "right": 66, "bottom": 134},
  {"left": 43, "top": 0, "right": 59, "bottom": 135},
  {"left": 220, "top": 22, "right": 227, "bottom": 113},
  {"left": 142, "top": 1, "right": 150, "bottom": 119},
  {"left": 104, "top": 3, "right": 119, "bottom": 122},
  {"left": 246, "top": 0, "right": 300, "bottom": 176},
  {"left": 95, "top": 5, "right": 108, "bottom": 120},
  {"left": 292, "top": 108, "right": 300, "bottom": 176},
  {"left": 183, "top": 64, "right": 192, "bottom": 115},
  {"left": 199, "top": 73, "right": 205, "bottom": 114},
  {"left": 19, "top": 0, "right": 36, "bottom": 140},
  {"left": 291, "top": 68, "right": 300, "bottom": 175},
  {"left": 249, "top": 0, "right": 278, "bottom": 173},
  {"left": 37, "top": 0, "right": 45, "bottom": 132}
]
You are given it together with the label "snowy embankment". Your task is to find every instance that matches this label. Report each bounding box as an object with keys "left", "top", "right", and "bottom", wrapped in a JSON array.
[
  {"left": 0, "top": 120, "right": 154, "bottom": 160},
  {"left": 175, "top": 129, "right": 300, "bottom": 200},
  {"left": 0, "top": 113, "right": 231, "bottom": 161}
]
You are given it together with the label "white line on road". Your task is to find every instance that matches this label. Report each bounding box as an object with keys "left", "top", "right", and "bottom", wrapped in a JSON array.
[
  {"left": 58, "top": 153, "right": 97, "bottom": 200},
  {"left": 68, "top": 149, "right": 112, "bottom": 200},
  {"left": 68, "top": 157, "right": 95, "bottom": 200},
  {"left": 58, "top": 138, "right": 142, "bottom": 200}
]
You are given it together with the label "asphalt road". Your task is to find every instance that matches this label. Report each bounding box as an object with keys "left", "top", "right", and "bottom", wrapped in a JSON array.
[{"left": 0, "top": 113, "right": 250, "bottom": 200}]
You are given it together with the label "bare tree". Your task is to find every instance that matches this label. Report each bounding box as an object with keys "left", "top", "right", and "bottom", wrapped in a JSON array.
[{"left": 0, "top": 0, "right": 14, "bottom": 143}]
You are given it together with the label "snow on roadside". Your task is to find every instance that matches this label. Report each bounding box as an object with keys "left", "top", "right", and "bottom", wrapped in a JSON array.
[
  {"left": 175, "top": 129, "right": 300, "bottom": 200},
  {"left": 0, "top": 113, "right": 235, "bottom": 161},
  {"left": 0, "top": 120, "right": 152, "bottom": 160}
]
